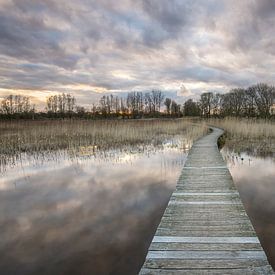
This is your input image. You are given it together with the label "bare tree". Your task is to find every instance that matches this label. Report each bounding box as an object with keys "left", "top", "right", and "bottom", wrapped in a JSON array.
[
  {"left": 164, "top": 98, "right": 172, "bottom": 114},
  {"left": 1, "top": 95, "right": 33, "bottom": 115},
  {"left": 144, "top": 92, "right": 153, "bottom": 114},
  {"left": 144, "top": 90, "right": 164, "bottom": 114},
  {"left": 171, "top": 100, "right": 181, "bottom": 116},
  {"left": 249, "top": 83, "right": 275, "bottom": 118},
  {"left": 183, "top": 99, "right": 200, "bottom": 116},
  {"left": 200, "top": 92, "right": 213, "bottom": 117},
  {"left": 46, "top": 93, "right": 76, "bottom": 114},
  {"left": 152, "top": 90, "right": 164, "bottom": 112},
  {"left": 220, "top": 89, "right": 246, "bottom": 116}
]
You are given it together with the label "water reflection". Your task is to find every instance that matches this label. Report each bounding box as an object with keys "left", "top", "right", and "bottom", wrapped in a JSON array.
[
  {"left": 0, "top": 138, "right": 188, "bottom": 275},
  {"left": 222, "top": 148, "right": 275, "bottom": 270}
]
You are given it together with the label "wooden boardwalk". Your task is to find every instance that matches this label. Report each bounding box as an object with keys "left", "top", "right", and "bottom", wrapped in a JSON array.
[{"left": 140, "top": 127, "right": 274, "bottom": 274}]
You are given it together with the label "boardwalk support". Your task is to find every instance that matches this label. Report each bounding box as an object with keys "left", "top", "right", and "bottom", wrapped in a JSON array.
[{"left": 140, "top": 127, "right": 274, "bottom": 274}]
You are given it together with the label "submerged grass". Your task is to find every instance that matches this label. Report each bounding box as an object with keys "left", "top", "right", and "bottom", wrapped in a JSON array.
[
  {"left": 209, "top": 118, "right": 275, "bottom": 157},
  {"left": 0, "top": 118, "right": 207, "bottom": 159}
]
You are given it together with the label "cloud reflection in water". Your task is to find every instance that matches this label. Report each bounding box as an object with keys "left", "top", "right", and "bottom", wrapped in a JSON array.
[
  {"left": 0, "top": 144, "right": 187, "bottom": 274},
  {"left": 222, "top": 148, "right": 275, "bottom": 270}
]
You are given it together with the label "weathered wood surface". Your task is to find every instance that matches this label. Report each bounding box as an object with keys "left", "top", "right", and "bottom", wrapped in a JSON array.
[{"left": 139, "top": 127, "right": 274, "bottom": 274}]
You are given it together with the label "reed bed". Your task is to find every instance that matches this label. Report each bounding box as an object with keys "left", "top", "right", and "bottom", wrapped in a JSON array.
[
  {"left": 0, "top": 119, "right": 207, "bottom": 158},
  {"left": 209, "top": 118, "right": 275, "bottom": 139},
  {"left": 209, "top": 118, "right": 275, "bottom": 156}
]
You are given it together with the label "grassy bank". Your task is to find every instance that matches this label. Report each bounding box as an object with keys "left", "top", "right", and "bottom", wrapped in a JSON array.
[{"left": 209, "top": 118, "right": 275, "bottom": 157}]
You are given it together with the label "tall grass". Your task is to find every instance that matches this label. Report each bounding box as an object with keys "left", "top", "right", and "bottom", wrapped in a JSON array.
[
  {"left": 209, "top": 118, "right": 275, "bottom": 139},
  {"left": 209, "top": 117, "right": 275, "bottom": 156},
  {"left": 0, "top": 119, "right": 207, "bottom": 157}
]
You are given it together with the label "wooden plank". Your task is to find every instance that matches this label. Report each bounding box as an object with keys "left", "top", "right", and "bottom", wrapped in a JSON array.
[
  {"left": 172, "top": 192, "right": 240, "bottom": 195},
  {"left": 168, "top": 201, "right": 242, "bottom": 205},
  {"left": 159, "top": 220, "right": 255, "bottom": 226},
  {"left": 155, "top": 230, "right": 256, "bottom": 237},
  {"left": 150, "top": 242, "right": 263, "bottom": 251},
  {"left": 140, "top": 266, "right": 274, "bottom": 275},
  {"left": 151, "top": 236, "right": 260, "bottom": 243},
  {"left": 143, "top": 259, "right": 269, "bottom": 269},
  {"left": 145, "top": 250, "right": 267, "bottom": 259},
  {"left": 139, "top": 127, "right": 274, "bottom": 274}
]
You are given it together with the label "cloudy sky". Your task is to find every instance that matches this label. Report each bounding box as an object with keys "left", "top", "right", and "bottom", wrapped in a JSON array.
[{"left": 0, "top": 0, "right": 275, "bottom": 108}]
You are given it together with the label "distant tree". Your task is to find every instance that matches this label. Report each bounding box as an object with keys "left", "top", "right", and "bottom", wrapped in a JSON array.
[
  {"left": 144, "top": 92, "right": 153, "bottom": 114},
  {"left": 120, "top": 98, "right": 127, "bottom": 115},
  {"left": 106, "top": 95, "right": 111, "bottom": 115},
  {"left": 244, "top": 87, "right": 257, "bottom": 117},
  {"left": 1, "top": 95, "right": 14, "bottom": 114},
  {"left": 183, "top": 99, "right": 200, "bottom": 116},
  {"left": 76, "top": 106, "right": 86, "bottom": 116},
  {"left": 114, "top": 95, "right": 120, "bottom": 114},
  {"left": 153, "top": 90, "right": 165, "bottom": 112},
  {"left": 249, "top": 83, "right": 275, "bottom": 118},
  {"left": 164, "top": 98, "right": 172, "bottom": 114},
  {"left": 171, "top": 100, "right": 181, "bottom": 116},
  {"left": 137, "top": 92, "right": 144, "bottom": 114},
  {"left": 46, "top": 93, "right": 76, "bottom": 114},
  {"left": 1, "top": 95, "right": 33, "bottom": 115},
  {"left": 211, "top": 93, "right": 222, "bottom": 116},
  {"left": 67, "top": 94, "right": 75, "bottom": 113},
  {"left": 99, "top": 95, "right": 107, "bottom": 117},
  {"left": 127, "top": 92, "right": 143, "bottom": 117},
  {"left": 231, "top": 89, "right": 245, "bottom": 116},
  {"left": 200, "top": 92, "right": 214, "bottom": 117},
  {"left": 144, "top": 90, "right": 164, "bottom": 114},
  {"left": 220, "top": 89, "right": 246, "bottom": 117}
]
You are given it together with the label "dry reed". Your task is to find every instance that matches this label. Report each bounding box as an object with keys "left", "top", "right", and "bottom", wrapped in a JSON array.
[
  {"left": 209, "top": 117, "right": 275, "bottom": 156},
  {"left": 0, "top": 119, "right": 207, "bottom": 157},
  {"left": 209, "top": 118, "right": 275, "bottom": 139}
]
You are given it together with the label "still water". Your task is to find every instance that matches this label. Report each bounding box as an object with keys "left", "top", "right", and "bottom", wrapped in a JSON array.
[
  {"left": 1, "top": 137, "right": 275, "bottom": 274},
  {"left": 0, "top": 138, "right": 189, "bottom": 275},
  {"left": 222, "top": 148, "right": 275, "bottom": 270}
]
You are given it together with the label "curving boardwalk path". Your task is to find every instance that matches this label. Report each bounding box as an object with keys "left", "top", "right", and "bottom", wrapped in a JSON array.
[{"left": 140, "top": 127, "right": 274, "bottom": 274}]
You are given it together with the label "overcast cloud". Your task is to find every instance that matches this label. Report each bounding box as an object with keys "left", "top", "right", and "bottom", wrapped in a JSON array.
[{"left": 0, "top": 0, "right": 275, "bottom": 107}]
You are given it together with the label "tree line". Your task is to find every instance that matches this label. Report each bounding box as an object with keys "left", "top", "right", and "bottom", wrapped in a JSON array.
[
  {"left": 91, "top": 90, "right": 182, "bottom": 118},
  {"left": 184, "top": 83, "right": 275, "bottom": 118},
  {"left": 0, "top": 83, "right": 274, "bottom": 119},
  {"left": 0, "top": 90, "right": 182, "bottom": 119},
  {"left": 0, "top": 95, "right": 36, "bottom": 119}
]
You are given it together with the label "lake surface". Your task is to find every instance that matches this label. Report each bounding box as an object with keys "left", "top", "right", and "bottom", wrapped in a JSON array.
[
  {"left": 222, "top": 147, "right": 275, "bottom": 270},
  {"left": 0, "top": 137, "right": 189, "bottom": 275}
]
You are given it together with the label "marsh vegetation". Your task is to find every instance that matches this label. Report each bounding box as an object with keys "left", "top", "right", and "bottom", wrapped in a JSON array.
[
  {"left": 210, "top": 117, "right": 275, "bottom": 157},
  {"left": 0, "top": 119, "right": 207, "bottom": 170}
]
